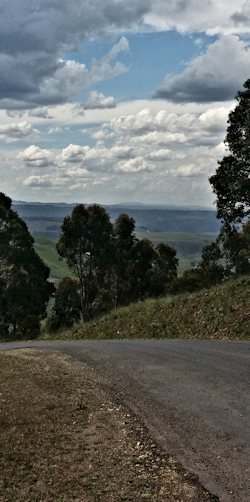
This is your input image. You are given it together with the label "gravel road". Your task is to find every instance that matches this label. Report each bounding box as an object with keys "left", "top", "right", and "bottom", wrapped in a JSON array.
[{"left": 1, "top": 339, "right": 249, "bottom": 501}]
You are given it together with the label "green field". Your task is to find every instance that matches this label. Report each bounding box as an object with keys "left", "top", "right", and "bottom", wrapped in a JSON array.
[
  {"left": 35, "top": 231, "right": 217, "bottom": 280},
  {"left": 34, "top": 236, "right": 72, "bottom": 281}
]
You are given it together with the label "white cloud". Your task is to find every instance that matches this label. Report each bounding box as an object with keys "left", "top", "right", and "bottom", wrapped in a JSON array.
[
  {"left": 147, "top": 149, "right": 174, "bottom": 161},
  {"left": 0, "top": 0, "right": 249, "bottom": 114},
  {"left": 175, "top": 163, "right": 203, "bottom": 177},
  {"left": 18, "top": 145, "right": 54, "bottom": 168},
  {"left": 28, "top": 108, "right": 53, "bottom": 119},
  {"left": 117, "top": 157, "right": 150, "bottom": 173},
  {"left": 0, "top": 121, "right": 38, "bottom": 142},
  {"left": 6, "top": 92, "right": 234, "bottom": 206},
  {"left": 23, "top": 175, "right": 54, "bottom": 188},
  {"left": 155, "top": 35, "right": 250, "bottom": 103},
  {"left": 145, "top": 0, "right": 249, "bottom": 35},
  {"left": 0, "top": 27, "right": 130, "bottom": 109},
  {"left": 61, "top": 144, "right": 90, "bottom": 163},
  {"left": 84, "top": 91, "right": 116, "bottom": 110}
]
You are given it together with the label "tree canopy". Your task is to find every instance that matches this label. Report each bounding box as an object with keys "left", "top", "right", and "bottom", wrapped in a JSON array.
[
  {"left": 55, "top": 204, "right": 178, "bottom": 325},
  {"left": 0, "top": 193, "right": 53, "bottom": 338},
  {"left": 210, "top": 79, "right": 250, "bottom": 225}
]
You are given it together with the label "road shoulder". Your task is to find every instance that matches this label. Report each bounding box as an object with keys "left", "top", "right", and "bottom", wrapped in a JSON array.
[{"left": 0, "top": 350, "right": 217, "bottom": 501}]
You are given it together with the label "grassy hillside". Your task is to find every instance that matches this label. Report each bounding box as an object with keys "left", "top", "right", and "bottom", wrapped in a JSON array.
[
  {"left": 34, "top": 236, "right": 72, "bottom": 281},
  {"left": 53, "top": 276, "right": 250, "bottom": 341}
]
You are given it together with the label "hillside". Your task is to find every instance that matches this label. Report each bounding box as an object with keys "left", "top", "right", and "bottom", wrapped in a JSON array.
[
  {"left": 34, "top": 236, "right": 72, "bottom": 281},
  {"left": 52, "top": 276, "right": 250, "bottom": 341}
]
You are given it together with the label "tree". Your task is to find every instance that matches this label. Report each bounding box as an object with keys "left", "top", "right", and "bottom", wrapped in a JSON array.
[
  {"left": 150, "top": 243, "right": 179, "bottom": 296},
  {"left": 47, "top": 277, "right": 81, "bottom": 331},
  {"left": 130, "top": 238, "right": 157, "bottom": 300},
  {"left": 210, "top": 79, "right": 250, "bottom": 225},
  {"left": 220, "top": 221, "right": 250, "bottom": 275},
  {"left": 199, "top": 241, "right": 225, "bottom": 285},
  {"left": 112, "top": 214, "right": 137, "bottom": 306},
  {"left": 0, "top": 193, "right": 53, "bottom": 339},
  {"left": 57, "top": 204, "right": 113, "bottom": 320}
]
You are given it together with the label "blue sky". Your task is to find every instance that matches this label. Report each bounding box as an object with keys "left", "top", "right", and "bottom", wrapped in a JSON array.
[
  {"left": 73, "top": 31, "right": 214, "bottom": 101},
  {"left": 0, "top": 1, "right": 250, "bottom": 206}
]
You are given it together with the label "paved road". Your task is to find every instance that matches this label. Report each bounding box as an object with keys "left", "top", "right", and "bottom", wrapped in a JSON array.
[{"left": 1, "top": 339, "right": 250, "bottom": 501}]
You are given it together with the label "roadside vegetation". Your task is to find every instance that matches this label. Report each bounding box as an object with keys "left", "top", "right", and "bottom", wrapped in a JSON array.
[{"left": 46, "top": 276, "right": 250, "bottom": 341}]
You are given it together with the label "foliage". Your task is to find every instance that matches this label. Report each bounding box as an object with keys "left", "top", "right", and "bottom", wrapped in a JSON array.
[
  {"left": 0, "top": 193, "right": 53, "bottom": 339},
  {"left": 47, "top": 277, "right": 81, "bottom": 331},
  {"left": 210, "top": 79, "right": 250, "bottom": 225},
  {"left": 57, "top": 204, "right": 114, "bottom": 321},
  {"left": 219, "top": 221, "right": 250, "bottom": 275},
  {"left": 56, "top": 205, "right": 178, "bottom": 325}
]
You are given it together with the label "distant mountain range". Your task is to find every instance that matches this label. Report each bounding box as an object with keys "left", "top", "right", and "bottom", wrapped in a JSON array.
[
  {"left": 14, "top": 201, "right": 221, "bottom": 237},
  {"left": 14, "top": 200, "right": 214, "bottom": 211}
]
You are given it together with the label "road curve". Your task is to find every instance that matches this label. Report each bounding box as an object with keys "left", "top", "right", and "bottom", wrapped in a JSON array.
[{"left": 1, "top": 339, "right": 249, "bottom": 501}]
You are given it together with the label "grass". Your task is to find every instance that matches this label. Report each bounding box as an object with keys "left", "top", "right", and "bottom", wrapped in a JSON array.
[
  {"left": 51, "top": 276, "right": 250, "bottom": 341},
  {"left": 34, "top": 235, "right": 72, "bottom": 281}
]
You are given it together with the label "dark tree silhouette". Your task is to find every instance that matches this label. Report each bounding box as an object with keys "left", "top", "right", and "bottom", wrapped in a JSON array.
[
  {"left": 57, "top": 204, "right": 113, "bottom": 320},
  {"left": 0, "top": 193, "right": 53, "bottom": 339},
  {"left": 47, "top": 277, "right": 81, "bottom": 331},
  {"left": 210, "top": 79, "right": 250, "bottom": 225}
]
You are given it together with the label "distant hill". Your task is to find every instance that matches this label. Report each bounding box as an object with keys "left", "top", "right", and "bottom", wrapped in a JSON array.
[{"left": 14, "top": 202, "right": 221, "bottom": 238}]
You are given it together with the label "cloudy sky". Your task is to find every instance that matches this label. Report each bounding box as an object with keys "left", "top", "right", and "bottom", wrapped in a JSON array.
[{"left": 1, "top": 0, "right": 250, "bottom": 206}]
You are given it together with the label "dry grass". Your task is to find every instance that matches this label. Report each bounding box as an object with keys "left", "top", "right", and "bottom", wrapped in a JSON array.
[{"left": 0, "top": 350, "right": 216, "bottom": 501}]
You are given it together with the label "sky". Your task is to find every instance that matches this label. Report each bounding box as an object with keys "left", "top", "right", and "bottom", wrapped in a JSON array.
[{"left": 1, "top": 0, "right": 250, "bottom": 207}]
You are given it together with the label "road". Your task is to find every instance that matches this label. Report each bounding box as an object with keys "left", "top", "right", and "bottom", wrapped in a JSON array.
[{"left": 1, "top": 339, "right": 249, "bottom": 501}]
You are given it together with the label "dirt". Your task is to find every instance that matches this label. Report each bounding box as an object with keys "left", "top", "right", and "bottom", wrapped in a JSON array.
[{"left": 0, "top": 350, "right": 217, "bottom": 501}]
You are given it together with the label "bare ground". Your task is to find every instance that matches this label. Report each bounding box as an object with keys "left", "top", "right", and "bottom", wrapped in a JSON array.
[{"left": 0, "top": 350, "right": 217, "bottom": 501}]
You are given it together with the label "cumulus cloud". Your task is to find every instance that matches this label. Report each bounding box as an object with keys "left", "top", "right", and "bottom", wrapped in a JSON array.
[
  {"left": 61, "top": 144, "right": 90, "bottom": 163},
  {"left": 7, "top": 40, "right": 128, "bottom": 110},
  {"left": 0, "top": 122, "right": 38, "bottom": 141},
  {"left": 231, "top": 1, "right": 250, "bottom": 26},
  {"left": 18, "top": 145, "right": 54, "bottom": 168},
  {"left": 110, "top": 106, "right": 228, "bottom": 147},
  {"left": 1, "top": 1, "right": 248, "bottom": 111},
  {"left": 23, "top": 175, "right": 54, "bottom": 188},
  {"left": 84, "top": 91, "right": 116, "bottom": 110},
  {"left": 145, "top": 0, "right": 248, "bottom": 35},
  {"left": 11, "top": 94, "right": 234, "bottom": 206},
  {"left": 155, "top": 35, "right": 250, "bottom": 103},
  {"left": 117, "top": 157, "right": 150, "bottom": 173},
  {"left": 18, "top": 101, "right": 228, "bottom": 181},
  {"left": 0, "top": 0, "right": 137, "bottom": 109}
]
